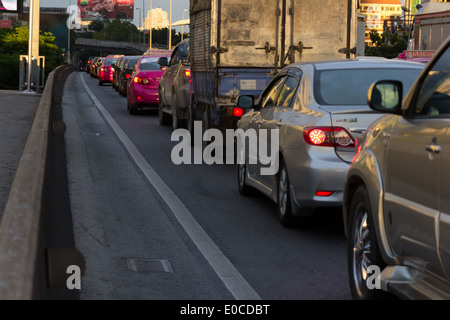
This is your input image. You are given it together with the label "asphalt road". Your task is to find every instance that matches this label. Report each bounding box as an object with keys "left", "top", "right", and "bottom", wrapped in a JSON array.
[{"left": 61, "top": 71, "right": 351, "bottom": 301}]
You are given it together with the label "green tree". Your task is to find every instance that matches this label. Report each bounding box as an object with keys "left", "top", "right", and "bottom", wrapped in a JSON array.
[
  {"left": 89, "top": 19, "right": 104, "bottom": 32},
  {"left": 365, "top": 29, "right": 407, "bottom": 59},
  {"left": 93, "top": 19, "right": 140, "bottom": 43},
  {"left": 0, "top": 26, "right": 64, "bottom": 90}
]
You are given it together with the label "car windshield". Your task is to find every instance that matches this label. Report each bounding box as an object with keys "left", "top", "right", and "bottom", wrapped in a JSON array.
[
  {"left": 139, "top": 58, "right": 161, "bottom": 71},
  {"left": 314, "top": 68, "right": 423, "bottom": 105}
]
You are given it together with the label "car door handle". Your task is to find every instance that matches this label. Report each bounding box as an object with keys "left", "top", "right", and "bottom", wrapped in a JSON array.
[{"left": 426, "top": 144, "right": 441, "bottom": 154}]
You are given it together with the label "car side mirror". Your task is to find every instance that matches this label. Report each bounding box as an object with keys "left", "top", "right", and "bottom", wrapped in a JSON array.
[
  {"left": 157, "top": 57, "right": 168, "bottom": 67},
  {"left": 367, "top": 80, "right": 403, "bottom": 114},
  {"left": 237, "top": 95, "right": 255, "bottom": 109}
]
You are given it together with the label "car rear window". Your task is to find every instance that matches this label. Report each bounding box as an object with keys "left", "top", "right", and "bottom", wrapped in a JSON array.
[
  {"left": 314, "top": 68, "right": 423, "bottom": 105},
  {"left": 139, "top": 58, "right": 161, "bottom": 71},
  {"left": 125, "top": 59, "right": 139, "bottom": 69},
  {"left": 104, "top": 59, "right": 118, "bottom": 66}
]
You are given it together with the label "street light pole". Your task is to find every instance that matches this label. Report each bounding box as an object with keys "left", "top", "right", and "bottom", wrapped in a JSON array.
[
  {"left": 149, "top": 0, "right": 152, "bottom": 49},
  {"left": 168, "top": 0, "right": 172, "bottom": 50},
  {"left": 26, "top": 0, "right": 34, "bottom": 92},
  {"left": 182, "top": 9, "right": 188, "bottom": 41},
  {"left": 142, "top": 0, "right": 145, "bottom": 47},
  {"left": 136, "top": 7, "right": 141, "bottom": 44}
]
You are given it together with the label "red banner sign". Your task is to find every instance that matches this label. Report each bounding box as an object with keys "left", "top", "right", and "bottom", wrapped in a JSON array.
[
  {"left": 78, "top": 0, "right": 134, "bottom": 20},
  {"left": 0, "top": 20, "right": 12, "bottom": 29}
]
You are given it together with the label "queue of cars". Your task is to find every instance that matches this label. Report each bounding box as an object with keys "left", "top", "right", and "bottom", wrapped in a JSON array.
[{"left": 86, "top": 36, "right": 450, "bottom": 300}]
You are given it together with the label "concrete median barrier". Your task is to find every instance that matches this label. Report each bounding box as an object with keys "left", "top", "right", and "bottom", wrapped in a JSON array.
[{"left": 0, "top": 65, "right": 80, "bottom": 299}]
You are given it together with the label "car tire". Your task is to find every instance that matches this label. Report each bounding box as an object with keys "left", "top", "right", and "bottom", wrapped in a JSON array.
[
  {"left": 172, "top": 94, "right": 186, "bottom": 130},
  {"left": 202, "top": 107, "right": 211, "bottom": 150},
  {"left": 237, "top": 145, "right": 253, "bottom": 196},
  {"left": 99, "top": 81, "right": 103, "bottom": 86},
  {"left": 172, "top": 107, "right": 180, "bottom": 130},
  {"left": 277, "top": 160, "right": 297, "bottom": 228},
  {"left": 348, "top": 185, "right": 390, "bottom": 300},
  {"left": 187, "top": 103, "right": 196, "bottom": 146},
  {"left": 128, "top": 102, "right": 137, "bottom": 115},
  {"left": 158, "top": 92, "right": 170, "bottom": 126}
]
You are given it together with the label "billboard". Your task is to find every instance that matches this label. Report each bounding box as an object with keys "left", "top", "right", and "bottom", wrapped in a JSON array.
[
  {"left": 78, "top": 0, "right": 134, "bottom": 20},
  {"left": 0, "top": 0, "right": 23, "bottom": 13}
]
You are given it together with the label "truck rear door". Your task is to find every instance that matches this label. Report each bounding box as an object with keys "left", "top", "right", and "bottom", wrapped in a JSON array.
[{"left": 214, "top": 0, "right": 355, "bottom": 70}]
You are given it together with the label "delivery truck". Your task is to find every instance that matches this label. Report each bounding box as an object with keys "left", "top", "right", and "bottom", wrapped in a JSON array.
[{"left": 186, "top": 0, "right": 362, "bottom": 138}]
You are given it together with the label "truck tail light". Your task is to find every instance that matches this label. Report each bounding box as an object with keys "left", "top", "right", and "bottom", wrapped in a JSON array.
[
  {"left": 233, "top": 107, "right": 244, "bottom": 117},
  {"left": 303, "top": 127, "right": 355, "bottom": 148}
]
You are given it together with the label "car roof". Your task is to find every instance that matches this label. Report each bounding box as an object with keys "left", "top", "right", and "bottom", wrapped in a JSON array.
[{"left": 287, "top": 57, "right": 425, "bottom": 71}]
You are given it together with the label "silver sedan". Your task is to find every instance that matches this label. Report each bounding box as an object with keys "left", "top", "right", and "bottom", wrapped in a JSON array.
[{"left": 236, "top": 57, "right": 424, "bottom": 227}]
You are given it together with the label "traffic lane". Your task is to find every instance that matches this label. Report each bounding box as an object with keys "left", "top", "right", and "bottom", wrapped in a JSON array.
[
  {"left": 64, "top": 72, "right": 235, "bottom": 299},
  {"left": 83, "top": 73, "right": 351, "bottom": 299}
]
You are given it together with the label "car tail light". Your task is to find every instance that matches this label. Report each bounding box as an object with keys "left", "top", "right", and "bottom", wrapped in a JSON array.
[
  {"left": 133, "top": 76, "right": 151, "bottom": 85},
  {"left": 233, "top": 107, "right": 244, "bottom": 117},
  {"left": 184, "top": 69, "right": 191, "bottom": 79},
  {"left": 303, "top": 127, "right": 355, "bottom": 148},
  {"left": 126, "top": 74, "right": 131, "bottom": 79}
]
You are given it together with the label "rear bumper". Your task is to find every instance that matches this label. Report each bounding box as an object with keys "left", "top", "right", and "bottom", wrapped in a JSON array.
[
  {"left": 129, "top": 85, "right": 159, "bottom": 108},
  {"left": 285, "top": 148, "right": 350, "bottom": 211},
  {"left": 99, "top": 72, "right": 114, "bottom": 82}
]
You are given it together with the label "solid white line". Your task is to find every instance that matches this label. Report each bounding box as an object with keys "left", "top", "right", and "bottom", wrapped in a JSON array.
[{"left": 79, "top": 73, "right": 261, "bottom": 300}]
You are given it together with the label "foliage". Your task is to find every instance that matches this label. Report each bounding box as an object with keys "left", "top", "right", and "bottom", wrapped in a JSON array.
[
  {"left": 0, "top": 26, "right": 64, "bottom": 90},
  {"left": 89, "top": 19, "right": 104, "bottom": 32},
  {"left": 365, "top": 29, "right": 408, "bottom": 59},
  {"left": 92, "top": 19, "right": 140, "bottom": 42}
]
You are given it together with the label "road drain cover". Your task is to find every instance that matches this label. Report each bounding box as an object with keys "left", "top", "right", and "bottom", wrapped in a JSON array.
[{"left": 126, "top": 258, "right": 173, "bottom": 273}]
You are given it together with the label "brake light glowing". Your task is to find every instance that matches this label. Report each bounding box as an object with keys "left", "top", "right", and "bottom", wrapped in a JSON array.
[
  {"left": 315, "top": 191, "right": 333, "bottom": 197},
  {"left": 233, "top": 107, "right": 244, "bottom": 117},
  {"left": 303, "top": 127, "right": 355, "bottom": 148},
  {"left": 133, "top": 76, "right": 151, "bottom": 85},
  {"left": 184, "top": 69, "right": 191, "bottom": 78},
  {"left": 308, "top": 129, "right": 326, "bottom": 145}
]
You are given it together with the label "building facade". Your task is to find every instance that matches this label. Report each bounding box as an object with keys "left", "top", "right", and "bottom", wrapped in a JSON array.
[
  {"left": 143, "top": 7, "right": 168, "bottom": 31},
  {"left": 360, "top": 0, "right": 403, "bottom": 42}
]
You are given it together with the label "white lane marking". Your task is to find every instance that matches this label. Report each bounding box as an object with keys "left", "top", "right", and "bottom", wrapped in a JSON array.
[{"left": 80, "top": 73, "right": 261, "bottom": 300}]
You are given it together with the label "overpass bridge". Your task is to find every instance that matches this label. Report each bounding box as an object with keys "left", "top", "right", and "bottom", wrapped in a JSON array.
[{"left": 72, "top": 38, "right": 168, "bottom": 62}]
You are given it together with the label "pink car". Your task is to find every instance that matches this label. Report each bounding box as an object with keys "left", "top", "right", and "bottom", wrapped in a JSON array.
[
  {"left": 126, "top": 55, "right": 170, "bottom": 114},
  {"left": 98, "top": 57, "right": 121, "bottom": 86}
]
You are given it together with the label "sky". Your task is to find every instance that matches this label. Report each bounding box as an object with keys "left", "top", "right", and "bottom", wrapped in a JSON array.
[{"left": 29, "top": 0, "right": 190, "bottom": 30}]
